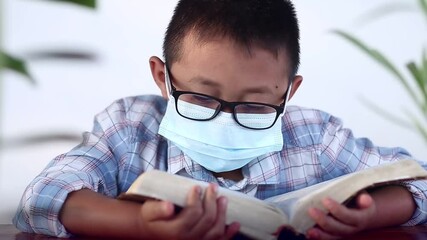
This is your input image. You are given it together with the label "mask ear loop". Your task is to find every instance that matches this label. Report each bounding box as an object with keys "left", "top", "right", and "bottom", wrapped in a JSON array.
[
  {"left": 280, "top": 82, "right": 293, "bottom": 116},
  {"left": 164, "top": 64, "right": 173, "bottom": 98}
]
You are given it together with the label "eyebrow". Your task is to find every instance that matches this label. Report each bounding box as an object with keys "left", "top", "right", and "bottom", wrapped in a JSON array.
[{"left": 189, "top": 76, "right": 274, "bottom": 94}]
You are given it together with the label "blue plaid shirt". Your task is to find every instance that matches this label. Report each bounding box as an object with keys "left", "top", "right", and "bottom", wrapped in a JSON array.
[{"left": 13, "top": 95, "right": 427, "bottom": 237}]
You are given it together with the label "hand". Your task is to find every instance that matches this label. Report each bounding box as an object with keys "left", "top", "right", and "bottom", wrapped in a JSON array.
[
  {"left": 306, "top": 191, "right": 376, "bottom": 240},
  {"left": 138, "top": 184, "right": 240, "bottom": 240}
]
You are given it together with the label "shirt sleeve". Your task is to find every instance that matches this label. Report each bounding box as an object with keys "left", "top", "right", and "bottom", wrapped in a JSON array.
[
  {"left": 13, "top": 102, "right": 131, "bottom": 237},
  {"left": 317, "top": 113, "right": 413, "bottom": 175},
  {"left": 399, "top": 178, "right": 427, "bottom": 226},
  {"left": 318, "top": 113, "right": 427, "bottom": 226}
]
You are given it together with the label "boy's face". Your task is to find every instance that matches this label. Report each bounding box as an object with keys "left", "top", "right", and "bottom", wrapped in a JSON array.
[{"left": 151, "top": 34, "right": 302, "bottom": 107}]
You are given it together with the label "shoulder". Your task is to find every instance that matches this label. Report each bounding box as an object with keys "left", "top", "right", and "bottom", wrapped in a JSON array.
[
  {"left": 282, "top": 105, "right": 340, "bottom": 146},
  {"left": 109, "top": 95, "right": 166, "bottom": 121},
  {"left": 99, "top": 94, "right": 166, "bottom": 120},
  {"left": 284, "top": 105, "right": 333, "bottom": 124},
  {"left": 93, "top": 95, "right": 167, "bottom": 138}
]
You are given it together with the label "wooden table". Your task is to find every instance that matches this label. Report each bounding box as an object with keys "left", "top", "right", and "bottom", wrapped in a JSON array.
[{"left": 2, "top": 224, "right": 427, "bottom": 239}]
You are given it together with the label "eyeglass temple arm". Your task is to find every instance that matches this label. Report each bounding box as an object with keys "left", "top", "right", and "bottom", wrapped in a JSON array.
[
  {"left": 280, "top": 82, "right": 293, "bottom": 115},
  {"left": 164, "top": 65, "right": 173, "bottom": 96}
]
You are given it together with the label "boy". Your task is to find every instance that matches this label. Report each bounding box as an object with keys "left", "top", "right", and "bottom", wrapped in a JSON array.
[{"left": 13, "top": 0, "right": 427, "bottom": 239}]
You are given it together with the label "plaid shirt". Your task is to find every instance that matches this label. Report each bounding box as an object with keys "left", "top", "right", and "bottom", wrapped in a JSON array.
[{"left": 13, "top": 95, "right": 427, "bottom": 237}]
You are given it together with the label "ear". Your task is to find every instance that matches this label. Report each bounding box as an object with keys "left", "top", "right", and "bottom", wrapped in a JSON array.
[
  {"left": 149, "top": 56, "right": 169, "bottom": 99},
  {"left": 288, "top": 75, "right": 303, "bottom": 101}
]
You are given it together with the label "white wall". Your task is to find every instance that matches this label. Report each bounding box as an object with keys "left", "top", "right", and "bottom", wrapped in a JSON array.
[{"left": 1, "top": 0, "right": 426, "bottom": 223}]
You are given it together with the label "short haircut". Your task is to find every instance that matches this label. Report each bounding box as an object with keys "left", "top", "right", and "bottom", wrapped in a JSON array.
[{"left": 163, "top": 0, "right": 300, "bottom": 77}]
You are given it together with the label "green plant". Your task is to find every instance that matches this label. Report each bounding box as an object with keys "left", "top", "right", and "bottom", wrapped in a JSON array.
[
  {"left": 0, "top": 0, "right": 96, "bottom": 81},
  {"left": 333, "top": 0, "right": 427, "bottom": 143},
  {"left": 0, "top": 0, "right": 97, "bottom": 149},
  {"left": 0, "top": 52, "right": 34, "bottom": 83}
]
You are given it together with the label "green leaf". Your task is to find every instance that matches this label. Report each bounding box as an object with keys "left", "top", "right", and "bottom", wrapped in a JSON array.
[
  {"left": 422, "top": 49, "right": 427, "bottom": 91},
  {"left": 361, "top": 95, "right": 427, "bottom": 144},
  {"left": 414, "top": 121, "right": 427, "bottom": 144},
  {"left": 359, "top": 95, "right": 413, "bottom": 129},
  {"left": 407, "top": 62, "right": 427, "bottom": 113},
  {"left": 41, "top": 0, "right": 96, "bottom": 8},
  {"left": 355, "top": 2, "right": 415, "bottom": 27},
  {"left": 0, "top": 51, "right": 35, "bottom": 84},
  {"left": 332, "top": 30, "right": 423, "bottom": 110},
  {"left": 407, "top": 110, "right": 427, "bottom": 144},
  {"left": 420, "top": 0, "right": 427, "bottom": 21}
]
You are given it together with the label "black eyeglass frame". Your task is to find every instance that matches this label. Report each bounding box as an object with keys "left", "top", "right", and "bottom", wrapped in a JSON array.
[{"left": 166, "top": 67, "right": 291, "bottom": 130}]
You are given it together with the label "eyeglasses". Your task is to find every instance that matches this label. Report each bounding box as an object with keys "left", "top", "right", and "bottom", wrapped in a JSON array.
[{"left": 165, "top": 66, "right": 290, "bottom": 130}]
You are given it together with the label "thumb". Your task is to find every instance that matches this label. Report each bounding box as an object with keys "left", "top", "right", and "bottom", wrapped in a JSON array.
[
  {"left": 142, "top": 200, "right": 175, "bottom": 221},
  {"left": 357, "top": 192, "right": 373, "bottom": 209}
]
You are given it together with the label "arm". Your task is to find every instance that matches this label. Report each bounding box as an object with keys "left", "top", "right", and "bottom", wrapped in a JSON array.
[
  {"left": 60, "top": 186, "right": 240, "bottom": 239},
  {"left": 13, "top": 97, "right": 164, "bottom": 236},
  {"left": 306, "top": 185, "right": 415, "bottom": 240},
  {"left": 59, "top": 189, "right": 144, "bottom": 238},
  {"left": 367, "top": 185, "right": 415, "bottom": 228},
  {"left": 308, "top": 112, "right": 427, "bottom": 239}
]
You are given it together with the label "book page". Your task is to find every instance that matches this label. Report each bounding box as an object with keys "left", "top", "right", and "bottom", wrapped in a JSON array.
[
  {"left": 263, "top": 180, "right": 333, "bottom": 217},
  {"left": 120, "top": 170, "right": 287, "bottom": 240},
  {"left": 266, "top": 159, "right": 427, "bottom": 234}
]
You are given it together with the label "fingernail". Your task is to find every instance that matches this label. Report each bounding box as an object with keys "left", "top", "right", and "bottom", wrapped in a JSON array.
[
  {"left": 194, "top": 186, "right": 202, "bottom": 195},
  {"left": 211, "top": 184, "right": 218, "bottom": 194},
  {"left": 163, "top": 202, "right": 173, "bottom": 214},
  {"left": 308, "top": 208, "right": 319, "bottom": 219},
  {"left": 307, "top": 229, "right": 318, "bottom": 239},
  {"left": 323, "top": 198, "right": 333, "bottom": 209},
  {"left": 219, "top": 197, "right": 228, "bottom": 210},
  {"left": 221, "top": 197, "right": 228, "bottom": 206}
]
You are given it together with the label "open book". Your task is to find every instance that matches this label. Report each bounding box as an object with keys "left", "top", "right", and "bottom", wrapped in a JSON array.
[{"left": 118, "top": 159, "right": 427, "bottom": 240}]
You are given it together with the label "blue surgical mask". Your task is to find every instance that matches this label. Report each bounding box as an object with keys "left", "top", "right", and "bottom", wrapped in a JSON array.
[{"left": 158, "top": 97, "right": 285, "bottom": 172}]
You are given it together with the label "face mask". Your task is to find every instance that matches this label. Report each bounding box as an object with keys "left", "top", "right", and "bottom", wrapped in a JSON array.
[{"left": 158, "top": 97, "right": 285, "bottom": 173}]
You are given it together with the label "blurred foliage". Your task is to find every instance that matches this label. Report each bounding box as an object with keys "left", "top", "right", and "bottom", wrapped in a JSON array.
[
  {"left": 0, "top": 0, "right": 96, "bottom": 83},
  {"left": 42, "top": 0, "right": 96, "bottom": 8},
  {"left": 0, "top": 0, "right": 96, "bottom": 149},
  {"left": 0, "top": 52, "right": 34, "bottom": 84},
  {"left": 1, "top": 132, "right": 82, "bottom": 149},
  {"left": 333, "top": 0, "right": 427, "bottom": 143}
]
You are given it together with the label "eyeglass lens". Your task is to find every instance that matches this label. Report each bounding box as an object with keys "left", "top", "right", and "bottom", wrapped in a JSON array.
[{"left": 175, "top": 93, "right": 278, "bottom": 129}]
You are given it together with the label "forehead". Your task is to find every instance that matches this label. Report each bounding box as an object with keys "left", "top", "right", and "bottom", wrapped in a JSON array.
[
  {"left": 173, "top": 32, "right": 291, "bottom": 78},
  {"left": 169, "top": 33, "right": 290, "bottom": 103}
]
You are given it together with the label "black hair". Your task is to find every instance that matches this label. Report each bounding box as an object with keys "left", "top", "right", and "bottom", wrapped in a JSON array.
[{"left": 163, "top": 0, "right": 300, "bottom": 77}]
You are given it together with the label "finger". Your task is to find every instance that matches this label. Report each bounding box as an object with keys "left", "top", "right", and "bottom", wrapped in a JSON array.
[
  {"left": 189, "top": 184, "right": 221, "bottom": 238},
  {"left": 325, "top": 194, "right": 375, "bottom": 226},
  {"left": 205, "top": 197, "right": 240, "bottom": 240},
  {"left": 203, "top": 195, "right": 227, "bottom": 240},
  {"left": 140, "top": 201, "right": 177, "bottom": 239},
  {"left": 322, "top": 198, "right": 358, "bottom": 226},
  {"left": 322, "top": 197, "right": 369, "bottom": 226},
  {"left": 224, "top": 222, "right": 241, "bottom": 239},
  {"left": 142, "top": 200, "right": 175, "bottom": 221},
  {"left": 170, "top": 185, "right": 204, "bottom": 233},
  {"left": 356, "top": 192, "right": 373, "bottom": 209},
  {"left": 307, "top": 227, "right": 341, "bottom": 240},
  {"left": 308, "top": 207, "right": 356, "bottom": 236}
]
